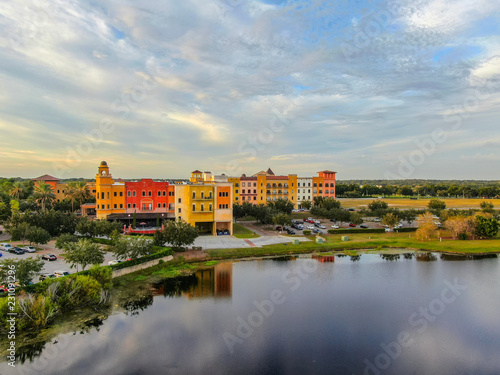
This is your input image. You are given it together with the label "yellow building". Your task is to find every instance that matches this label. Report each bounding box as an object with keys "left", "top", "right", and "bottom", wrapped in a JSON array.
[
  {"left": 95, "top": 161, "right": 126, "bottom": 219},
  {"left": 175, "top": 181, "right": 233, "bottom": 235}
]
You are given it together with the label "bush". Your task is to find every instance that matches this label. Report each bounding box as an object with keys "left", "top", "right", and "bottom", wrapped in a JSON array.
[
  {"left": 90, "top": 238, "right": 113, "bottom": 245},
  {"left": 327, "top": 228, "right": 385, "bottom": 234},
  {"left": 303, "top": 230, "right": 312, "bottom": 235},
  {"left": 458, "top": 232, "right": 468, "bottom": 240},
  {"left": 110, "top": 248, "right": 174, "bottom": 270},
  {"left": 394, "top": 227, "right": 418, "bottom": 233}
]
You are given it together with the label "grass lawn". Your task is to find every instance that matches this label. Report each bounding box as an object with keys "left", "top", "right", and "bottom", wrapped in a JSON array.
[
  {"left": 338, "top": 197, "right": 496, "bottom": 210},
  {"left": 233, "top": 223, "right": 260, "bottom": 239},
  {"left": 206, "top": 232, "right": 500, "bottom": 259}
]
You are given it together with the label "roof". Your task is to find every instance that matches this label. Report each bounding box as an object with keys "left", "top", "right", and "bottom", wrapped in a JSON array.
[
  {"left": 32, "top": 174, "right": 60, "bottom": 181},
  {"left": 267, "top": 176, "right": 289, "bottom": 180},
  {"left": 266, "top": 168, "right": 275, "bottom": 175},
  {"left": 318, "top": 170, "right": 337, "bottom": 174},
  {"left": 192, "top": 170, "right": 202, "bottom": 174}
]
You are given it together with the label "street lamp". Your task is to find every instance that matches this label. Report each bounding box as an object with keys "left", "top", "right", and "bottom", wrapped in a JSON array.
[{"left": 128, "top": 214, "right": 131, "bottom": 227}]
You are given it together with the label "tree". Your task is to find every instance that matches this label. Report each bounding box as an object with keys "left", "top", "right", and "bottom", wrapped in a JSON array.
[
  {"left": 428, "top": 198, "right": 446, "bottom": 212},
  {"left": 76, "top": 217, "right": 97, "bottom": 237},
  {"left": 416, "top": 213, "right": 438, "bottom": 241},
  {"left": 269, "top": 198, "right": 294, "bottom": 214},
  {"left": 10, "top": 199, "right": 20, "bottom": 218},
  {"left": 9, "top": 181, "right": 24, "bottom": 201},
  {"left": 34, "top": 182, "right": 56, "bottom": 211},
  {"left": 444, "top": 215, "right": 470, "bottom": 240},
  {"left": 300, "top": 200, "right": 312, "bottom": 210},
  {"left": 474, "top": 215, "right": 499, "bottom": 238},
  {"left": 113, "top": 235, "right": 154, "bottom": 260},
  {"left": 0, "top": 258, "right": 44, "bottom": 287},
  {"left": 330, "top": 209, "right": 351, "bottom": 226},
  {"left": 381, "top": 213, "right": 399, "bottom": 230},
  {"left": 349, "top": 212, "right": 363, "bottom": 225},
  {"left": 400, "top": 209, "right": 418, "bottom": 225},
  {"left": 321, "top": 198, "right": 341, "bottom": 210},
  {"left": 368, "top": 200, "right": 389, "bottom": 212},
  {"left": 55, "top": 233, "right": 79, "bottom": 249},
  {"left": 63, "top": 238, "right": 105, "bottom": 271},
  {"left": 161, "top": 220, "right": 199, "bottom": 249},
  {"left": 480, "top": 201, "right": 495, "bottom": 214},
  {"left": 66, "top": 181, "right": 91, "bottom": 212},
  {"left": 272, "top": 213, "right": 291, "bottom": 227},
  {"left": 8, "top": 222, "right": 31, "bottom": 244},
  {"left": 26, "top": 226, "right": 51, "bottom": 246}
]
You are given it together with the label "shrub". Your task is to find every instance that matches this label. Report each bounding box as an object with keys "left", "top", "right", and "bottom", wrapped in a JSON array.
[
  {"left": 110, "top": 248, "right": 174, "bottom": 270},
  {"left": 303, "top": 230, "right": 312, "bottom": 235},
  {"left": 327, "top": 228, "right": 385, "bottom": 234},
  {"left": 458, "top": 232, "right": 468, "bottom": 240}
]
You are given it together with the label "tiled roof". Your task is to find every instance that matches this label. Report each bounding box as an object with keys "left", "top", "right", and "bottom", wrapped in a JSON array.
[{"left": 32, "top": 174, "right": 60, "bottom": 181}]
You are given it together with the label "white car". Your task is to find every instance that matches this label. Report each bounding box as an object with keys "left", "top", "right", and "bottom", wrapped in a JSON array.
[
  {"left": 0, "top": 243, "right": 13, "bottom": 251},
  {"left": 22, "top": 246, "right": 37, "bottom": 253},
  {"left": 108, "top": 260, "right": 123, "bottom": 265},
  {"left": 319, "top": 225, "right": 326, "bottom": 229},
  {"left": 54, "top": 270, "right": 70, "bottom": 277},
  {"left": 306, "top": 225, "right": 315, "bottom": 230},
  {"left": 331, "top": 225, "right": 339, "bottom": 229}
]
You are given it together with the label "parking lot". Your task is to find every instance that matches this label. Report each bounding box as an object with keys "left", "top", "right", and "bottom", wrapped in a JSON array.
[{"left": 0, "top": 242, "right": 118, "bottom": 282}]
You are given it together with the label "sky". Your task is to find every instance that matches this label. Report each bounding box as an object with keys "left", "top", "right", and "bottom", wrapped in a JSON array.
[{"left": 0, "top": 0, "right": 499, "bottom": 180}]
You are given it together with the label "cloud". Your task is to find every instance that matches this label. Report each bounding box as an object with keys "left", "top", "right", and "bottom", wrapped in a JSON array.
[{"left": 0, "top": 0, "right": 499, "bottom": 179}]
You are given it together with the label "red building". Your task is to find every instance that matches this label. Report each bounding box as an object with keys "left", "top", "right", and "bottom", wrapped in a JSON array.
[{"left": 125, "top": 179, "right": 170, "bottom": 214}]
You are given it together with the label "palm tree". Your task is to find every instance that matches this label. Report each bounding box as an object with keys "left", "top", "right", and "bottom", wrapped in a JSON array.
[
  {"left": 9, "top": 181, "right": 23, "bottom": 200},
  {"left": 66, "top": 181, "right": 91, "bottom": 212},
  {"left": 34, "top": 182, "right": 55, "bottom": 211}
]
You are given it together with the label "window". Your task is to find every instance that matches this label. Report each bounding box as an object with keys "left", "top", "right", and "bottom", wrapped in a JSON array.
[
  {"left": 253, "top": 197, "right": 256, "bottom": 201},
  {"left": 242, "top": 196, "right": 245, "bottom": 201},
  {"left": 235, "top": 183, "right": 239, "bottom": 187},
  {"left": 193, "top": 192, "right": 196, "bottom": 199},
  {"left": 133, "top": 203, "right": 136, "bottom": 208},
  {"left": 120, "top": 192, "right": 123, "bottom": 197},
  {"left": 169, "top": 191, "right": 174, "bottom": 196},
  {"left": 148, "top": 191, "right": 152, "bottom": 197},
  {"left": 325, "top": 183, "right": 329, "bottom": 187},
  {"left": 178, "top": 198, "right": 181, "bottom": 203},
  {"left": 253, "top": 189, "right": 256, "bottom": 194},
  {"left": 120, "top": 204, "right": 123, "bottom": 208},
  {"left": 193, "top": 204, "right": 196, "bottom": 211},
  {"left": 163, "top": 203, "right": 166, "bottom": 208},
  {"left": 314, "top": 183, "right": 317, "bottom": 187},
  {"left": 242, "top": 182, "right": 246, "bottom": 187},
  {"left": 107, "top": 204, "right": 110, "bottom": 209},
  {"left": 169, "top": 203, "right": 173, "bottom": 209},
  {"left": 101, "top": 205, "right": 105, "bottom": 209},
  {"left": 201, "top": 192, "right": 204, "bottom": 199},
  {"left": 308, "top": 183, "right": 311, "bottom": 187},
  {"left": 158, "top": 203, "right": 161, "bottom": 208},
  {"left": 158, "top": 191, "right": 161, "bottom": 197},
  {"left": 101, "top": 192, "right": 104, "bottom": 199},
  {"left": 114, "top": 192, "right": 117, "bottom": 197},
  {"left": 142, "top": 191, "right": 146, "bottom": 197},
  {"left": 107, "top": 192, "right": 110, "bottom": 199},
  {"left": 319, "top": 190, "right": 323, "bottom": 194},
  {"left": 235, "top": 197, "right": 239, "bottom": 201},
  {"left": 133, "top": 191, "right": 136, "bottom": 197},
  {"left": 209, "top": 204, "right": 212, "bottom": 211},
  {"left": 128, "top": 204, "right": 131, "bottom": 208},
  {"left": 319, "top": 183, "right": 323, "bottom": 187},
  {"left": 57, "top": 190, "right": 60, "bottom": 194},
  {"left": 163, "top": 191, "right": 166, "bottom": 196},
  {"left": 201, "top": 204, "right": 204, "bottom": 212},
  {"left": 242, "top": 189, "right": 245, "bottom": 194},
  {"left": 114, "top": 204, "right": 117, "bottom": 208},
  {"left": 236, "top": 190, "right": 239, "bottom": 194},
  {"left": 178, "top": 208, "right": 181, "bottom": 213}
]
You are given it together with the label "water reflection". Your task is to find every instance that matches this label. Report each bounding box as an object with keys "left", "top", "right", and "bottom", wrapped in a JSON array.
[
  {"left": 416, "top": 253, "right": 438, "bottom": 261},
  {"left": 380, "top": 254, "right": 400, "bottom": 261},
  {"left": 440, "top": 253, "right": 498, "bottom": 261},
  {"left": 122, "top": 293, "right": 154, "bottom": 315}
]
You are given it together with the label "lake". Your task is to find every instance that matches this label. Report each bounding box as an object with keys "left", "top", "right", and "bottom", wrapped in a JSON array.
[{"left": 3, "top": 252, "right": 500, "bottom": 375}]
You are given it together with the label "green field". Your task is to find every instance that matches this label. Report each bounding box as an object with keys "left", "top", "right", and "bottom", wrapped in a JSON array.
[
  {"left": 207, "top": 232, "right": 500, "bottom": 259},
  {"left": 232, "top": 223, "right": 260, "bottom": 239}
]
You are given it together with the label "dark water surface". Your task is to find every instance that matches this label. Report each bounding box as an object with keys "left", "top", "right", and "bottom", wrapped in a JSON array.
[{"left": 4, "top": 253, "right": 500, "bottom": 375}]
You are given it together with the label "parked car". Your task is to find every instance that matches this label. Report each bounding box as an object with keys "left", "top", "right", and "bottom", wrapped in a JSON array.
[
  {"left": 312, "top": 229, "right": 323, "bottom": 234},
  {"left": 9, "top": 247, "right": 25, "bottom": 255},
  {"left": 108, "top": 260, "right": 123, "bottom": 265},
  {"left": 306, "top": 225, "right": 315, "bottom": 230},
  {"left": 319, "top": 224, "right": 326, "bottom": 229},
  {"left": 329, "top": 219, "right": 336, "bottom": 222},
  {"left": 331, "top": 225, "right": 339, "bottom": 229},
  {"left": 0, "top": 243, "right": 13, "bottom": 251},
  {"left": 39, "top": 274, "right": 56, "bottom": 281},
  {"left": 42, "top": 254, "right": 57, "bottom": 261},
  {"left": 54, "top": 270, "right": 71, "bottom": 277},
  {"left": 360, "top": 224, "right": 369, "bottom": 228},
  {"left": 348, "top": 208, "right": 355, "bottom": 211},
  {"left": 349, "top": 223, "right": 357, "bottom": 227},
  {"left": 286, "top": 228, "right": 296, "bottom": 235},
  {"left": 22, "top": 246, "right": 37, "bottom": 253},
  {"left": 275, "top": 226, "right": 283, "bottom": 231}
]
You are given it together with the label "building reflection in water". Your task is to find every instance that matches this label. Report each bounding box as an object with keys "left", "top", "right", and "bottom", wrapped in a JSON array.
[{"left": 183, "top": 262, "right": 233, "bottom": 300}]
